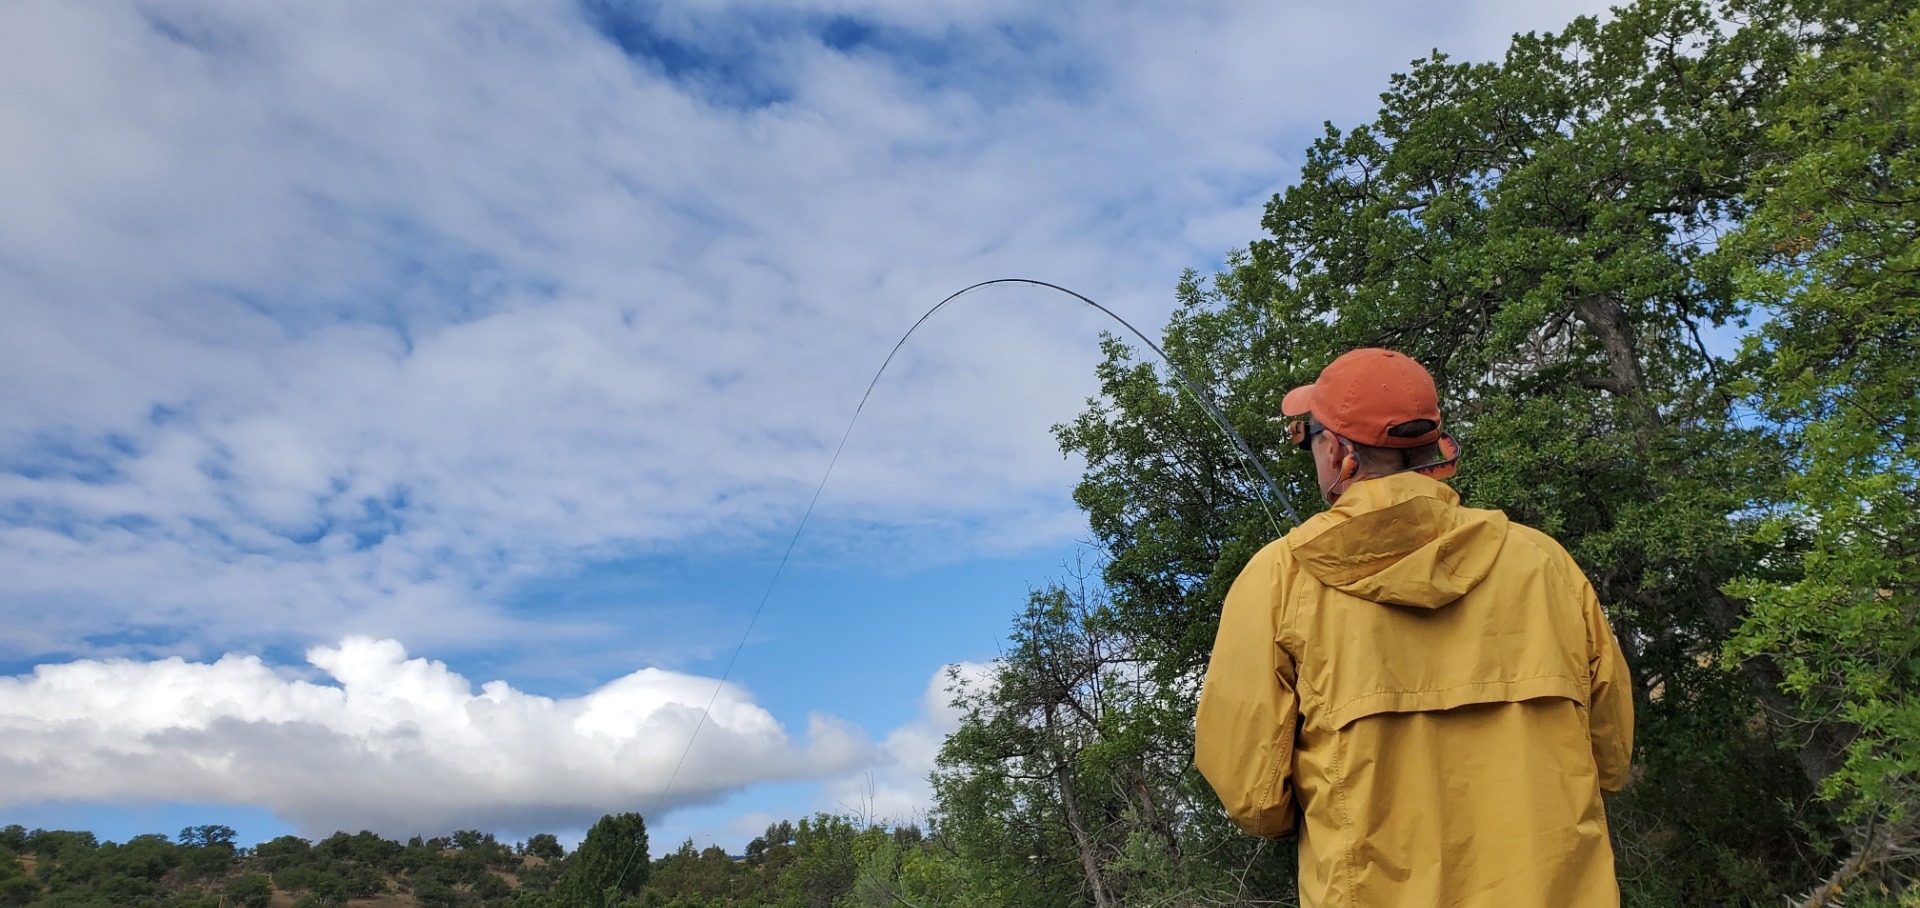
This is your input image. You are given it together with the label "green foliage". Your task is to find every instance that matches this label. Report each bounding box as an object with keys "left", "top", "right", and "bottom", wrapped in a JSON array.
[
  {"left": 771, "top": 814, "right": 862, "bottom": 908},
  {"left": 931, "top": 581, "right": 1294, "bottom": 907},
  {"left": 524, "top": 833, "right": 566, "bottom": 862},
  {"left": 839, "top": 825, "right": 967, "bottom": 908},
  {"left": 173, "top": 827, "right": 233, "bottom": 850},
  {"left": 474, "top": 872, "right": 515, "bottom": 902},
  {"left": 635, "top": 816, "right": 968, "bottom": 908},
  {"left": 556, "top": 812, "right": 649, "bottom": 907},
  {"left": 318, "top": 829, "right": 407, "bottom": 873},
  {"left": 518, "top": 855, "right": 563, "bottom": 896},
  {"left": 1718, "top": 0, "right": 1920, "bottom": 874},
  {"left": 223, "top": 874, "right": 273, "bottom": 908},
  {"left": 932, "top": 589, "right": 1120, "bottom": 908},
  {"left": 0, "top": 842, "right": 37, "bottom": 908},
  {"left": 0, "top": 820, "right": 593, "bottom": 907},
  {"left": 22, "top": 832, "right": 94, "bottom": 864},
  {"left": 646, "top": 839, "right": 737, "bottom": 906},
  {"left": 937, "top": 0, "right": 1920, "bottom": 904},
  {"left": 252, "top": 834, "right": 311, "bottom": 870},
  {"left": 169, "top": 827, "right": 235, "bottom": 884}
]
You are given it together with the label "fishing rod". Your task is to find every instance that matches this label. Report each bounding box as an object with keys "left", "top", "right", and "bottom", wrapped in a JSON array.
[
  {"left": 606, "top": 278, "right": 1297, "bottom": 901},
  {"left": 874, "top": 279, "right": 1297, "bottom": 531}
]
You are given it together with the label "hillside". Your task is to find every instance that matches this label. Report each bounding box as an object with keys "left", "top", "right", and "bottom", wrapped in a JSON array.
[{"left": 0, "top": 814, "right": 932, "bottom": 908}]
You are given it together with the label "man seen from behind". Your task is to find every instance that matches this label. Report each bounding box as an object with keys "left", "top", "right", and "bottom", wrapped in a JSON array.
[{"left": 1194, "top": 348, "right": 1635, "bottom": 907}]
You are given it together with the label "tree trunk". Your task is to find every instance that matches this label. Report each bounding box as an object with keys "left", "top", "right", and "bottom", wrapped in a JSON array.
[
  {"left": 1698, "top": 587, "right": 1857, "bottom": 788},
  {"left": 1572, "top": 292, "right": 1660, "bottom": 430},
  {"left": 1047, "top": 705, "right": 1112, "bottom": 908},
  {"left": 1130, "top": 771, "right": 1183, "bottom": 871}
]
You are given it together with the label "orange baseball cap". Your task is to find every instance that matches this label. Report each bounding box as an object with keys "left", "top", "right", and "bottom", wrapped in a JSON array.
[{"left": 1281, "top": 348, "right": 1443, "bottom": 448}]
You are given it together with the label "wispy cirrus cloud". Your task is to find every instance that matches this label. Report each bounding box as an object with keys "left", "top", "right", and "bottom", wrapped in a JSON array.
[{"left": 0, "top": 0, "right": 1608, "bottom": 661}]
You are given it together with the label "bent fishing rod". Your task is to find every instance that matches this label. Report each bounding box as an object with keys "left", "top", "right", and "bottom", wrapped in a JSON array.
[
  {"left": 607, "top": 278, "right": 1297, "bottom": 901},
  {"left": 881, "top": 279, "right": 1297, "bottom": 531}
]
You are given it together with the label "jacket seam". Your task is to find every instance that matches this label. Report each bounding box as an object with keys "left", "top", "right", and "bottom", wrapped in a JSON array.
[
  {"left": 1334, "top": 730, "right": 1357, "bottom": 907},
  {"left": 1311, "top": 565, "right": 1355, "bottom": 906},
  {"left": 1328, "top": 673, "right": 1585, "bottom": 722},
  {"left": 1262, "top": 548, "right": 1299, "bottom": 831},
  {"left": 1257, "top": 734, "right": 1288, "bottom": 828}
]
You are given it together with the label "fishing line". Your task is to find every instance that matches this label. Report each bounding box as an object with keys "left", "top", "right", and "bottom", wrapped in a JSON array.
[{"left": 605, "top": 278, "right": 1296, "bottom": 902}]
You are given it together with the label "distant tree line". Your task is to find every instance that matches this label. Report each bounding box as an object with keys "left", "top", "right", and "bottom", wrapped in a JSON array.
[
  {"left": 0, "top": 813, "right": 978, "bottom": 908},
  {"left": 0, "top": 816, "right": 648, "bottom": 908}
]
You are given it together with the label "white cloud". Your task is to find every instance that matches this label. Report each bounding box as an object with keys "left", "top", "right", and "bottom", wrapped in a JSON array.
[
  {"left": 819, "top": 659, "right": 994, "bottom": 826},
  {"left": 0, "top": 636, "right": 869, "bottom": 838},
  {"left": 0, "top": 0, "right": 1616, "bottom": 662}
]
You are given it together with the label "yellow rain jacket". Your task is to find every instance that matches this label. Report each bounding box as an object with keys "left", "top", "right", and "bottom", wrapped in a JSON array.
[{"left": 1195, "top": 472, "right": 1633, "bottom": 907}]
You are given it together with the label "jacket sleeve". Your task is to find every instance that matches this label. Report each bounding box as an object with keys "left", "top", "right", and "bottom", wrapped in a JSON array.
[
  {"left": 1583, "top": 579, "right": 1635, "bottom": 792},
  {"left": 1194, "top": 544, "right": 1299, "bottom": 837}
]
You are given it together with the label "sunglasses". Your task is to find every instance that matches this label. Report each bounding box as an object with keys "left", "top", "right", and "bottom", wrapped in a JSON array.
[{"left": 1286, "top": 417, "right": 1325, "bottom": 450}]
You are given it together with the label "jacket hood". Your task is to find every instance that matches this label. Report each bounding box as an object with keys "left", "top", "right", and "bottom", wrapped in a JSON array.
[{"left": 1286, "top": 472, "right": 1509, "bottom": 608}]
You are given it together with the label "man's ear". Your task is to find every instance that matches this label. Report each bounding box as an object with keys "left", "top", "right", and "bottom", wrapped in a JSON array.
[
  {"left": 1335, "top": 437, "right": 1358, "bottom": 484},
  {"left": 1323, "top": 435, "right": 1359, "bottom": 505}
]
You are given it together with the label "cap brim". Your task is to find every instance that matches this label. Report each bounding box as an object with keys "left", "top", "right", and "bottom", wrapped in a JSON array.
[{"left": 1281, "top": 384, "right": 1318, "bottom": 418}]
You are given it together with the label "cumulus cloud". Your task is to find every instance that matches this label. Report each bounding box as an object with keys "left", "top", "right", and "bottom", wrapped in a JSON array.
[
  {"left": 0, "top": 637, "right": 870, "bottom": 837},
  {"left": 820, "top": 660, "right": 994, "bottom": 825}
]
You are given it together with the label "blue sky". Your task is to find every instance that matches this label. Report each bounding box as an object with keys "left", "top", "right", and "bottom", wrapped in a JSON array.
[{"left": 0, "top": 0, "right": 1613, "bottom": 852}]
